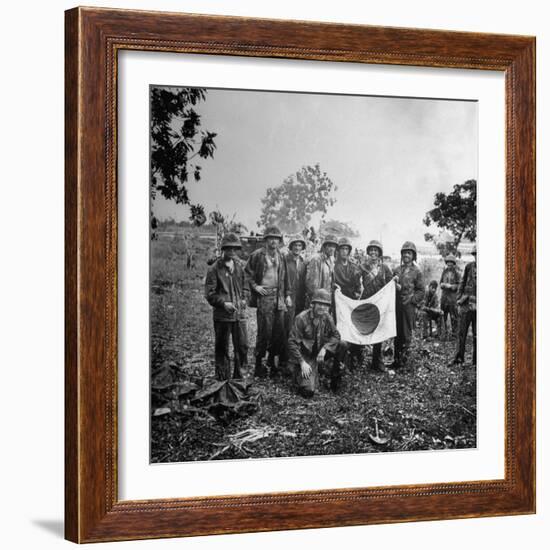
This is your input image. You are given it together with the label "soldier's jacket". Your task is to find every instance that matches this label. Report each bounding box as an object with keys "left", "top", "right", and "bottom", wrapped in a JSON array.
[
  {"left": 245, "top": 247, "right": 289, "bottom": 308},
  {"left": 439, "top": 265, "right": 461, "bottom": 307},
  {"left": 283, "top": 251, "right": 306, "bottom": 311},
  {"left": 423, "top": 289, "right": 440, "bottom": 314},
  {"left": 287, "top": 308, "right": 341, "bottom": 365},
  {"left": 205, "top": 257, "right": 249, "bottom": 321},
  {"left": 360, "top": 261, "right": 393, "bottom": 299},
  {"left": 457, "top": 261, "right": 477, "bottom": 310},
  {"left": 305, "top": 253, "right": 335, "bottom": 299},
  {"left": 334, "top": 259, "right": 362, "bottom": 299},
  {"left": 393, "top": 264, "right": 425, "bottom": 307}
]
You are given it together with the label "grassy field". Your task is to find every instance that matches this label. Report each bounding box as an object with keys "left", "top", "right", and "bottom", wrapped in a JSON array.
[{"left": 151, "top": 233, "right": 476, "bottom": 463}]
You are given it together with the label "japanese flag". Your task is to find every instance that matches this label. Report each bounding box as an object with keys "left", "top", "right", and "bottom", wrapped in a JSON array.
[{"left": 334, "top": 282, "right": 396, "bottom": 345}]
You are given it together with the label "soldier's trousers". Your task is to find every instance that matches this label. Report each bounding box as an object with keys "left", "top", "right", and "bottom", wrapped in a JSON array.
[
  {"left": 455, "top": 308, "right": 477, "bottom": 364},
  {"left": 255, "top": 294, "right": 285, "bottom": 360},
  {"left": 214, "top": 320, "right": 248, "bottom": 380},
  {"left": 292, "top": 343, "right": 347, "bottom": 397},
  {"left": 395, "top": 302, "right": 416, "bottom": 367},
  {"left": 441, "top": 303, "right": 458, "bottom": 338},
  {"left": 372, "top": 343, "right": 382, "bottom": 369},
  {"left": 280, "top": 301, "right": 298, "bottom": 368},
  {"left": 422, "top": 310, "right": 442, "bottom": 338}
]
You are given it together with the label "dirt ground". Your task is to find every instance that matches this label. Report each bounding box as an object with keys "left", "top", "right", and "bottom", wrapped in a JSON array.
[{"left": 150, "top": 235, "right": 476, "bottom": 463}]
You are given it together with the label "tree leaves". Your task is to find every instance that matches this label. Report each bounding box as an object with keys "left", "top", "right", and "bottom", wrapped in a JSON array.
[
  {"left": 258, "top": 163, "right": 337, "bottom": 233},
  {"left": 423, "top": 179, "right": 476, "bottom": 257},
  {"left": 150, "top": 86, "right": 218, "bottom": 226}
]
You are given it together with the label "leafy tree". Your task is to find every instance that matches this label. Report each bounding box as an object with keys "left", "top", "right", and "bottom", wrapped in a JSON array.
[
  {"left": 258, "top": 164, "right": 337, "bottom": 234},
  {"left": 423, "top": 179, "right": 476, "bottom": 257},
  {"left": 150, "top": 86, "right": 217, "bottom": 226},
  {"left": 320, "top": 219, "right": 360, "bottom": 239}
]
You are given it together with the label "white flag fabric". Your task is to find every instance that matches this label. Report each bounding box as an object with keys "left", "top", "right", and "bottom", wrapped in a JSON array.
[{"left": 334, "top": 282, "right": 396, "bottom": 345}]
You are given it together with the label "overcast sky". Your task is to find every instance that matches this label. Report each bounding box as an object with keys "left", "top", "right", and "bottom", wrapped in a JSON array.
[{"left": 152, "top": 87, "right": 477, "bottom": 256}]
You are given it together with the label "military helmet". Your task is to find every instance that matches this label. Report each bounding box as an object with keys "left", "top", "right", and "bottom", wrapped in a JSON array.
[
  {"left": 263, "top": 226, "right": 283, "bottom": 240},
  {"left": 366, "top": 239, "right": 383, "bottom": 256},
  {"left": 401, "top": 241, "right": 417, "bottom": 261},
  {"left": 287, "top": 234, "right": 306, "bottom": 249},
  {"left": 220, "top": 232, "right": 242, "bottom": 249},
  {"left": 322, "top": 234, "right": 339, "bottom": 248},
  {"left": 311, "top": 288, "right": 332, "bottom": 306},
  {"left": 444, "top": 254, "right": 457, "bottom": 264},
  {"left": 337, "top": 236, "right": 353, "bottom": 251}
]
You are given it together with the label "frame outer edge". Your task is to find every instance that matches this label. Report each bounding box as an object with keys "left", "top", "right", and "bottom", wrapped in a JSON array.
[
  {"left": 65, "top": 7, "right": 537, "bottom": 542},
  {"left": 513, "top": 39, "right": 536, "bottom": 512},
  {"left": 65, "top": 6, "right": 80, "bottom": 544}
]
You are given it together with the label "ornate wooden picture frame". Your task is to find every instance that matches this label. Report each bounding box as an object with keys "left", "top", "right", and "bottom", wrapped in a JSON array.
[{"left": 65, "top": 6, "right": 535, "bottom": 543}]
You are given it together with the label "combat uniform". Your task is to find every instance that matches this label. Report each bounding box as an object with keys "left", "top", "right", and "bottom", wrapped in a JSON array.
[
  {"left": 454, "top": 260, "right": 477, "bottom": 365},
  {"left": 393, "top": 263, "right": 425, "bottom": 367},
  {"left": 305, "top": 252, "right": 335, "bottom": 303},
  {"left": 361, "top": 260, "right": 394, "bottom": 369},
  {"left": 287, "top": 307, "right": 345, "bottom": 397},
  {"left": 334, "top": 259, "right": 362, "bottom": 300},
  {"left": 204, "top": 257, "right": 249, "bottom": 380},
  {"left": 440, "top": 262, "right": 461, "bottom": 339},
  {"left": 283, "top": 250, "right": 307, "bottom": 325},
  {"left": 281, "top": 249, "right": 306, "bottom": 368},
  {"left": 245, "top": 246, "right": 289, "bottom": 376}
]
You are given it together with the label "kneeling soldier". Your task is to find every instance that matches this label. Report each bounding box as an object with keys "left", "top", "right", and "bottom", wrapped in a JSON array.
[
  {"left": 204, "top": 233, "right": 249, "bottom": 380},
  {"left": 287, "top": 289, "right": 346, "bottom": 398}
]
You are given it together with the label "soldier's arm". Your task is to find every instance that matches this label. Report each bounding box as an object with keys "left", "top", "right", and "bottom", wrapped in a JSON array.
[
  {"left": 450, "top": 268, "right": 461, "bottom": 291},
  {"left": 412, "top": 270, "right": 425, "bottom": 306},
  {"left": 325, "top": 316, "right": 341, "bottom": 345},
  {"left": 392, "top": 267, "right": 402, "bottom": 290},
  {"left": 287, "top": 316, "right": 305, "bottom": 364},
  {"left": 457, "top": 264, "right": 468, "bottom": 299},
  {"left": 283, "top": 255, "right": 292, "bottom": 298},
  {"left": 245, "top": 252, "right": 259, "bottom": 292},
  {"left": 352, "top": 265, "right": 362, "bottom": 298},
  {"left": 204, "top": 267, "right": 224, "bottom": 308},
  {"left": 239, "top": 262, "right": 250, "bottom": 300}
]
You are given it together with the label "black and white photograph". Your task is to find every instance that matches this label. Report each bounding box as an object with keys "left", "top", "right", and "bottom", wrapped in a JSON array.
[{"left": 150, "top": 85, "right": 478, "bottom": 463}]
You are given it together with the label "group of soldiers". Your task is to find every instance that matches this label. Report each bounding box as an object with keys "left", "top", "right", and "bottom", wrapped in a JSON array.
[{"left": 204, "top": 225, "right": 477, "bottom": 398}]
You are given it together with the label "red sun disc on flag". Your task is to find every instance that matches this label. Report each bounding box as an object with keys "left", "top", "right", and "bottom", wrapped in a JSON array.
[{"left": 351, "top": 303, "right": 380, "bottom": 335}]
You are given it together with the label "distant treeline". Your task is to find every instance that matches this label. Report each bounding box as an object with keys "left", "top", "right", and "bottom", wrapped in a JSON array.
[{"left": 155, "top": 218, "right": 216, "bottom": 235}]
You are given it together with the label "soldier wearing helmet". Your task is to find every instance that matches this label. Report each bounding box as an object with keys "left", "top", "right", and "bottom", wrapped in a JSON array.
[
  {"left": 204, "top": 233, "right": 249, "bottom": 380},
  {"left": 280, "top": 234, "right": 308, "bottom": 372},
  {"left": 245, "top": 226, "right": 291, "bottom": 378},
  {"left": 287, "top": 289, "right": 346, "bottom": 397},
  {"left": 333, "top": 236, "right": 363, "bottom": 368},
  {"left": 439, "top": 253, "right": 461, "bottom": 339},
  {"left": 392, "top": 241, "right": 425, "bottom": 368},
  {"left": 360, "top": 239, "right": 394, "bottom": 371},
  {"left": 452, "top": 245, "right": 477, "bottom": 366},
  {"left": 334, "top": 237, "right": 362, "bottom": 299},
  {"left": 305, "top": 233, "right": 338, "bottom": 305}
]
